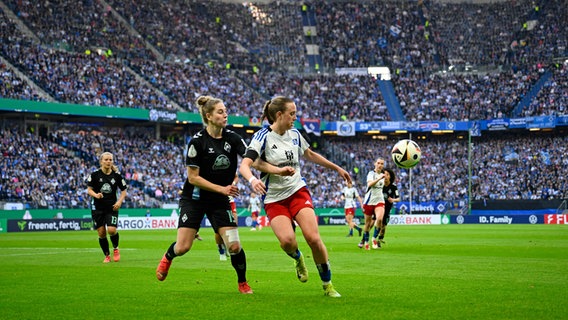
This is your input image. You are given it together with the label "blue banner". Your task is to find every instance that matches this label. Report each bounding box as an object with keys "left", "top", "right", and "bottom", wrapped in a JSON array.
[
  {"left": 483, "top": 118, "right": 510, "bottom": 130},
  {"left": 557, "top": 115, "right": 568, "bottom": 126},
  {"left": 395, "top": 201, "right": 454, "bottom": 214},
  {"left": 525, "top": 115, "right": 556, "bottom": 129},
  {"left": 451, "top": 214, "right": 542, "bottom": 224},
  {"left": 322, "top": 116, "right": 565, "bottom": 134}
]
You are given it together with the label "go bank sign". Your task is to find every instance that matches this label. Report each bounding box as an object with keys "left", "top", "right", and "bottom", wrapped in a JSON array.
[
  {"left": 118, "top": 217, "right": 178, "bottom": 230},
  {"left": 388, "top": 214, "right": 442, "bottom": 225}
]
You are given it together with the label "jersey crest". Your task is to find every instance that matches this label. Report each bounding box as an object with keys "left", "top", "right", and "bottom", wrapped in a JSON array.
[
  {"left": 188, "top": 145, "right": 197, "bottom": 158},
  {"left": 213, "top": 155, "right": 231, "bottom": 170},
  {"left": 224, "top": 142, "right": 231, "bottom": 153}
]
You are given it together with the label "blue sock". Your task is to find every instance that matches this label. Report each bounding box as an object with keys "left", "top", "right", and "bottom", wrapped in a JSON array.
[
  {"left": 317, "top": 262, "right": 331, "bottom": 282},
  {"left": 287, "top": 249, "right": 301, "bottom": 260},
  {"left": 218, "top": 243, "right": 225, "bottom": 255},
  {"left": 373, "top": 228, "right": 380, "bottom": 238}
]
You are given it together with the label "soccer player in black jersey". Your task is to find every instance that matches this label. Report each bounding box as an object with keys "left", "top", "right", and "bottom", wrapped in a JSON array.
[
  {"left": 376, "top": 168, "right": 400, "bottom": 243},
  {"left": 156, "top": 95, "right": 275, "bottom": 294},
  {"left": 87, "top": 152, "right": 127, "bottom": 263}
]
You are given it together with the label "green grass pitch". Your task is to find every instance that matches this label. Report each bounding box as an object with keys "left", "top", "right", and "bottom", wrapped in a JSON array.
[{"left": 1, "top": 224, "right": 567, "bottom": 319}]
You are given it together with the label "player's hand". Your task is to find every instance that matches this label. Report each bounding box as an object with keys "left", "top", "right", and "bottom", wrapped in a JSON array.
[
  {"left": 250, "top": 178, "right": 267, "bottom": 195},
  {"left": 277, "top": 166, "right": 295, "bottom": 176},
  {"left": 222, "top": 185, "right": 240, "bottom": 197},
  {"left": 338, "top": 168, "right": 352, "bottom": 184}
]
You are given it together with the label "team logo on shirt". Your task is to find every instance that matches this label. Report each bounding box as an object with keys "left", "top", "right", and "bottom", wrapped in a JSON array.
[
  {"left": 101, "top": 183, "right": 112, "bottom": 194},
  {"left": 213, "top": 155, "right": 231, "bottom": 170},
  {"left": 224, "top": 142, "right": 231, "bottom": 153},
  {"left": 285, "top": 150, "right": 294, "bottom": 161}
]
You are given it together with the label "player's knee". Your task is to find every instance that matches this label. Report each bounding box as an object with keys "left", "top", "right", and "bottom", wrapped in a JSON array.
[
  {"left": 175, "top": 242, "right": 191, "bottom": 255},
  {"left": 279, "top": 236, "right": 297, "bottom": 252},
  {"left": 304, "top": 235, "right": 323, "bottom": 249},
  {"left": 227, "top": 242, "right": 242, "bottom": 255}
]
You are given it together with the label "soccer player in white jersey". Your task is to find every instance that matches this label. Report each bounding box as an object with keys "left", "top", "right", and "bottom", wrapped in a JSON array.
[
  {"left": 341, "top": 181, "right": 363, "bottom": 237},
  {"left": 248, "top": 192, "right": 262, "bottom": 231},
  {"left": 358, "top": 157, "right": 385, "bottom": 250},
  {"left": 239, "top": 96, "right": 351, "bottom": 298}
]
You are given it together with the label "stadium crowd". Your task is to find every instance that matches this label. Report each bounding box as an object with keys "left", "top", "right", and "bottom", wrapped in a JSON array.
[
  {"left": 0, "top": 0, "right": 566, "bottom": 210},
  {"left": 1, "top": 122, "right": 566, "bottom": 210},
  {"left": 1, "top": 0, "right": 566, "bottom": 120}
]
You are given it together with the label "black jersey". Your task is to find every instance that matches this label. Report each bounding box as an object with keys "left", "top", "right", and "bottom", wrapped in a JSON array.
[
  {"left": 181, "top": 128, "right": 247, "bottom": 202},
  {"left": 87, "top": 169, "right": 127, "bottom": 210},
  {"left": 383, "top": 183, "right": 399, "bottom": 214}
]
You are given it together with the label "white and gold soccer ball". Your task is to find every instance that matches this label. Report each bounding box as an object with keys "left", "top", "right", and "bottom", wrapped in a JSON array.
[{"left": 391, "top": 139, "right": 421, "bottom": 169}]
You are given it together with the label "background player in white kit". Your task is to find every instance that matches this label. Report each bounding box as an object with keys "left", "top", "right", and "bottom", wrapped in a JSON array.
[{"left": 341, "top": 181, "right": 363, "bottom": 237}]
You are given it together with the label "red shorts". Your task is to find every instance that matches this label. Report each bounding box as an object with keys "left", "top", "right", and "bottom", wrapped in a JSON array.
[
  {"left": 363, "top": 203, "right": 384, "bottom": 216},
  {"left": 230, "top": 201, "right": 237, "bottom": 214},
  {"left": 345, "top": 207, "right": 355, "bottom": 216},
  {"left": 251, "top": 211, "right": 259, "bottom": 218},
  {"left": 264, "top": 187, "right": 314, "bottom": 221}
]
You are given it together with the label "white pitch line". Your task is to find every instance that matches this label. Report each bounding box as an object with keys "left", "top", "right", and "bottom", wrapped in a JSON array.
[{"left": 0, "top": 247, "right": 136, "bottom": 257}]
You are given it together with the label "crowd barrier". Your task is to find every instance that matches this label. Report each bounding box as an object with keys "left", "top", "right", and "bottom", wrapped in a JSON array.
[{"left": 2, "top": 213, "right": 566, "bottom": 233}]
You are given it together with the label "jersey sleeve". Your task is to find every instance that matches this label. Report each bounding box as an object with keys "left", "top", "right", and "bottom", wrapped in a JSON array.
[
  {"left": 244, "top": 129, "right": 266, "bottom": 161},
  {"left": 295, "top": 129, "right": 310, "bottom": 154},
  {"left": 186, "top": 136, "right": 201, "bottom": 167},
  {"left": 86, "top": 172, "right": 96, "bottom": 189},
  {"left": 366, "top": 171, "right": 375, "bottom": 183},
  {"left": 118, "top": 173, "right": 128, "bottom": 191},
  {"left": 231, "top": 131, "right": 248, "bottom": 157},
  {"left": 298, "top": 131, "right": 310, "bottom": 154}
]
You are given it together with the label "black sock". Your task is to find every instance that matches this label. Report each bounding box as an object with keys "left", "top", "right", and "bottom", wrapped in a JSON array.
[
  {"left": 99, "top": 237, "right": 110, "bottom": 256},
  {"left": 165, "top": 242, "right": 177, "bottom": 260},
  {"left": 230, "top": 249, "right": 247, "bottom": 283},
  {"left": 110, "top": 233, "right": 119, "bottom": 249}
]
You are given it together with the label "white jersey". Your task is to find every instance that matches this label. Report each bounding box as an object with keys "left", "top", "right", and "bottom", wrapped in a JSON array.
[
  {"left": 363, "top": 171, "right": 385, "bottom": 205},
  {"left": 249, "top": 196, "right": 261, "bottom": 213},
  {"left": 246, "top": 127, "right": 309, "bottom": 204},
  {"left": 342, "top": 186, "right": 360, "bottom": 209}
]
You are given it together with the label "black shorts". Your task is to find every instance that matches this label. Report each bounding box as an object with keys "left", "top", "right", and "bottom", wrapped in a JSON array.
[
  {"left": 91, "top": 208, "right": 119, "bottom": 229},
  {"left": 178, "top": 198, "right": 236, "bottom": 232}
]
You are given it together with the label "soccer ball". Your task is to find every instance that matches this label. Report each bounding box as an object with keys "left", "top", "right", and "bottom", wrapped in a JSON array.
[{"left": 391, "top": 139, "right": 421, "bottom": 169}]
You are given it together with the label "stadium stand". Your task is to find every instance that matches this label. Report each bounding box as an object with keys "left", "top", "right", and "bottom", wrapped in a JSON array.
[
  {"left": 1, "top": 121, "right": 566, "bottom": 210},
  {"left": 0, "top": 0, "right": 566, "bottom": 211}
]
